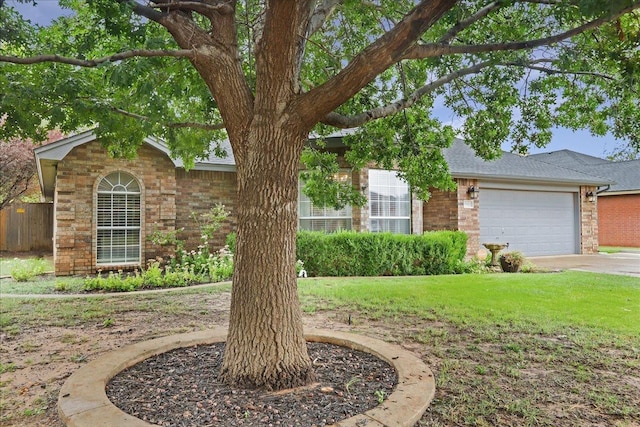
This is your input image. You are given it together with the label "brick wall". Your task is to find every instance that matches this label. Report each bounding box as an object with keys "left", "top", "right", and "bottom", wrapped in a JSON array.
[
  {"left": 54, "top": 141, "right": 176, "bottom": 275},
  {"left": 175, "top": 169, "right": 238, "bottom": 250},
  {"left": 456, "top": 178, "right": 480, "bottom": 257},
  {"left": 422, "top": 188, "right": 458, "bottom": 231},
  {"left": 598, "top": 193, "right": 640, "bottom": 248},
  {"left": 579, "top": 186, "right": 599, "bottom": 254},
  {"left": 422, "top": 178, "right": 479, "bottom": 257}
]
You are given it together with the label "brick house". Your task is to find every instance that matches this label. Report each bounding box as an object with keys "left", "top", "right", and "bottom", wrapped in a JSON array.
[
  {"left": 531, "top": 151, "right": 640, "bottom": 248},
  {"left": 35, "top": 131, "right": 611, "bottom": 276}
]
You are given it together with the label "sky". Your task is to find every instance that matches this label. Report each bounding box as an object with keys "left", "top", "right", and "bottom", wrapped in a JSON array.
[{"left": 7, "top": 1, "right": 627, "bottom": 159}]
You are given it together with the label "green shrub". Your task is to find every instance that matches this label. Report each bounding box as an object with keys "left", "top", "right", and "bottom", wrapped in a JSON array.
[
  {"left": 82, "top": 247, "right": 234, "bottom": 292},
  {"left": 10, "top": 259, "right": 48, "bottom": 282},
  {"left": 226, "top": 232, "right": 236, "bottom": 253},
  {"left": 296, "top": 230, "right": 467, "bottom": 277}
]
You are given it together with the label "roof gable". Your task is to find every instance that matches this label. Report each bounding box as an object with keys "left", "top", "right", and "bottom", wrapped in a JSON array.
[{"left": 34, "top": 130, "right": 236, "bottom": 200}]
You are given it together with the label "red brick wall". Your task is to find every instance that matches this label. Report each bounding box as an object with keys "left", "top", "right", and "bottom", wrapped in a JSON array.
[
  {"left": 175, "top": 169, "right": 238, "bottom": 250},
  {"left": 54, "top": 141, "right": 177, "bottom": 276},
  {"left": 422, "top": 178, "right": 479, "bottom": 257},
  {"left": 422, "top": 188, "right": 458, "bottom": 231},
  {"left": 580, "top": 186, "right": 599, "bottom": 254},
  {"left": 598, "top": 193, "right": 640, "bottom": 248}
]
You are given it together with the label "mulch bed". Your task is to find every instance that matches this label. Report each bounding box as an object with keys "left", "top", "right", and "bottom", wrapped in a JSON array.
[{"left": 107, "top": 342, "right": 397, "bottom": 426}]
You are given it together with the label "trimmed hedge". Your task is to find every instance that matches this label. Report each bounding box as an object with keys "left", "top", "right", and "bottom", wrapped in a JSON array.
[
  {"left": 296, "top": 231, "right": 467, "bottom": 277},
  {"left": 226, "top": 230, "right": 467, "bottom": 276}
]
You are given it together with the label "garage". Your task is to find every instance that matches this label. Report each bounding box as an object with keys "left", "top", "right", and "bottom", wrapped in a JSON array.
[{"left": 479, "top": 186, "right": 579, "bottom": 256}]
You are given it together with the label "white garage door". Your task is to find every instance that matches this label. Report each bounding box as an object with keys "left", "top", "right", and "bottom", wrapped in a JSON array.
[{"left": 479, "top": 188, "right": 579, "bottom": 256}]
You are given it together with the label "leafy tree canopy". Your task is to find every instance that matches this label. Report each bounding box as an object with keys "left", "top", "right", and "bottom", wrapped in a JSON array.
[{"left": 1, "top": 0, "right": 639, "bottom": 200}]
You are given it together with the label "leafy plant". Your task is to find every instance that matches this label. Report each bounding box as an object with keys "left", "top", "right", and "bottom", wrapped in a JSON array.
[
  {"left": 9, "top": 259, "right": 47, "bottom": 281},
  {"left": 374, "top": 389, "right": 387, "bottom": 404},
  {"left": 499, "top": 251, "right": 526, "bottom": 273},
  {"left": 189, "top": 204, "right": 229, "bottom": 241}
]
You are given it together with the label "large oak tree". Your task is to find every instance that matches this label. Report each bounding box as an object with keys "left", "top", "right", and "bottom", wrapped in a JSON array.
[{"left": 1, "top": 0, "right": 639, "bottom": 390}]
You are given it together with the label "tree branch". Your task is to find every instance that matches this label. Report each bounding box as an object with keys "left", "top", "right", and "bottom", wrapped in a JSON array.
[
  {"left": 509, "top": 58, "right": 616, "bottom": 80},
  {"left": 296, "top": 0, "right": 457, "bottom": 127},
  {"left": 0, "top": 49, "right": 194, "bottom": 67},
  {"left": 321, "top": 60, "right": 495, "bottom": 128},
  {"left": 105, "top": 104, "right": 225, "bottom": 130},
  {"left": 404, "top": 2, "right": 640, "bottom": 59},
  {"left": 119, "top": 0, "right": 165, "bottom": 23},
  {"left": 308, "top": 0, "right": 342, "bottom": 36},
  {"left": 320, "top": 54, "right": 621, "bottom": 129},
  {"left": 439, "top": 1, "right": 503, "bottom": 44},
  {"left": 149, "top": 0, "right": 234, "bottom": 19}
]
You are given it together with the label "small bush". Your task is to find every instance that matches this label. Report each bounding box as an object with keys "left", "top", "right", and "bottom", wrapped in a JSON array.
[{"left": 454, "top": 256, "right": 491, "bottom": 274}]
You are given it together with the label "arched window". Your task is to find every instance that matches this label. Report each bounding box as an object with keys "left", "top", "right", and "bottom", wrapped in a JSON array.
[{"left": 96, "top": 171, "right": 141, "bottom": 265}]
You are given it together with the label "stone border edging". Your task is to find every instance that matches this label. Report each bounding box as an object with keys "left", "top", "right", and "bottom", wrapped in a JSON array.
[{"left": 58, "top": 328, "right": 435, "bottom": 427}]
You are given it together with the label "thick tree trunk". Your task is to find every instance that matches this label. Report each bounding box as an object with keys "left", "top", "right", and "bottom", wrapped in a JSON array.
[{"left": 219, "top": 123, "right": 315, "bottom": 390}]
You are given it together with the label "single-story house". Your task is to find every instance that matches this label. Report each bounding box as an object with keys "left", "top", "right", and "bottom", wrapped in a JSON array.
[
  {"left": 35, "top": 131, "right": 612, "bottom": 276},
  {"left": 530, "top": 150, "right": 640, "bottom": 248}
]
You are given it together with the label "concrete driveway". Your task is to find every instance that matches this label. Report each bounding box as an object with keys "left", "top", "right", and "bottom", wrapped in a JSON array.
[{"left": 530, "top": 252, "right": 640, "bottom": 278}]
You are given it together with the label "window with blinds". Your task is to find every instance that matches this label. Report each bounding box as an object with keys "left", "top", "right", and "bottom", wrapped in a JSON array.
[
  {"left": 369, "top": 169, "right": 411, "bottom": 234},
  {"left": 96, "top": 171, "right": 141, "bottom": 265},
  {"left": 298, "top": 170, "right": 353, "bottom": 232}
]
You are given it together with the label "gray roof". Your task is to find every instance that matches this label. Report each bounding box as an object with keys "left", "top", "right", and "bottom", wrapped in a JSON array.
[
  {"left": 35, "top": 131, "right": 625, "bottom": 201},
  {"left": 189, "top": 138, "right": 235, "bottom": 169},
  {"left": 529, "top": 150, "right": 611, "bottom": 167},
  {"left": 529, "top": 150, "right": 640, "bottom": 193},
  {"left": 443, "top": 140, "right": 613, "bottom": 186},
  {"left": 586, "top": 160, "right": 640, "bottom": 193}
]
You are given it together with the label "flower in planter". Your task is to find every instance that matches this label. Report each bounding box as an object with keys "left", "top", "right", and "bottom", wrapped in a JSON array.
[{"left": 499, "top": 251, "right": 525, "bottom": 273}]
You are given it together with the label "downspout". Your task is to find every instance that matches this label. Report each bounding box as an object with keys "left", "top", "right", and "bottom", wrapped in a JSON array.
[{"left": 596, "top": 185, "right": 610, "bottom": 194}]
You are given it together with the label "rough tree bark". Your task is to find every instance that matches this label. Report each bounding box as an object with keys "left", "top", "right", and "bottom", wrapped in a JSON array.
[{"left": 219, "top": 122, "right": 314, "bottom": 389}]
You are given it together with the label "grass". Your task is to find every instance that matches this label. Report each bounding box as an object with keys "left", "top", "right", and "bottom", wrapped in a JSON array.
[
  {"left": 0, "top": 276, "right": 85, "bottom": 294},
  {"left": 298, "top": 272, "right": 640, "bottom": 336},
  {"left": 599, "top": 246, "right": 640, "bottom": 254},
  {"left": 1, "top": 271, "right": 639, "bottom": 426},
  {"left": 0, "top": 256, "right": 53, "bottom": 276},
  {"left": 0, "top": 284, "right": 232, "bottom": 329}
]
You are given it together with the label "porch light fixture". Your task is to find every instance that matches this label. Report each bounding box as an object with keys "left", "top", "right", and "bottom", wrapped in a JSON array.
[
  {"left": 467, "top": 185, "right": 479, "bottom": 200},
  {"left": 586, "top": 191, "right": 595, "bottom": 202}
]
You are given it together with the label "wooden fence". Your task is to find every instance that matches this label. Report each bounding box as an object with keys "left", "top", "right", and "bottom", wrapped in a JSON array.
[{"left": 0, "top": 202, "right": 53, "bottom": 252}]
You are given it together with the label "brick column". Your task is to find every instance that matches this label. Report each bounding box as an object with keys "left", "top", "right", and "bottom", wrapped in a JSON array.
[
  {"left": 580, "top": 185, "right": 598, "bottom": 254},
  {"left": 456, "top": 178, "right": 480, "bottom": 257}
]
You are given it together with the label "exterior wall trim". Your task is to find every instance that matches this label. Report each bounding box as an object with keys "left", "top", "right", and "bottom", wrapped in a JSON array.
[{"left": 479, "top": 181, "right": 580, "bottom": 192}]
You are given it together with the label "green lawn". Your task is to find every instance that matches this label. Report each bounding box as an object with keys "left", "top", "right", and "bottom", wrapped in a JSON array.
[
  {"left": 1, "top": 270, "right": 639, "bottom": 426},
  {"left": 299, "top": 272, "right": 640, "bottom": 336}
]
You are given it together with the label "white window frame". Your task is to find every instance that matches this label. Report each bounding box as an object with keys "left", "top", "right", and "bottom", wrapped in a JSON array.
[
  {"left": 96, "top": 171, "right": 141, "bottom": 266},
  {"left": 368, "top": 169, "right": 411, "bottom": 234},
  {"left": 298, "top": 170, "right": 353, "bottom": 232}
]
